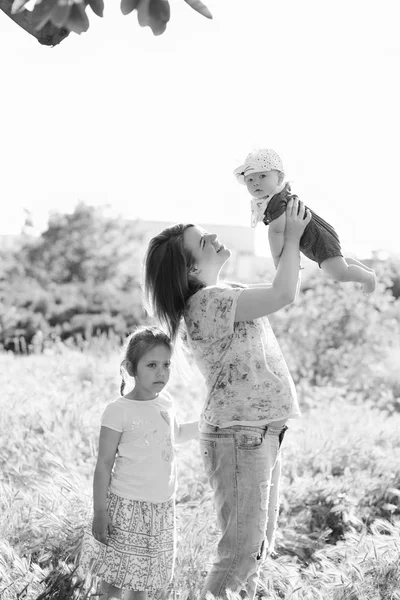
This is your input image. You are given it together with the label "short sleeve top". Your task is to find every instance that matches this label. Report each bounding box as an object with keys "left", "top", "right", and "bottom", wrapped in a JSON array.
[
  {"left": 100, "top": 392, "right": 177, "bottom": 502},
  {"left": 184, "top": 284, "right": 301, "bottom": 427},
  {"left": 263, "top": 191, "right": 288, "bottom": 225},
  {"left": 263, "top": 184, "right": 342, "bottom": 265}
]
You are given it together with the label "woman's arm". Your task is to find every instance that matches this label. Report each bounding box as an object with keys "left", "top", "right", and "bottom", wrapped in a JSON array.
[
  {"left": 235, "top": 198, "right": 310, "bottom": 321},
  {"left": 224, "top": 281, "right": 272, "bottom": 289},
  {"left": 268, "top": 213, "right": 286, "bottom": 269},
  {"left": 246, "top": 280, "right": 301, "bottom": 290}
]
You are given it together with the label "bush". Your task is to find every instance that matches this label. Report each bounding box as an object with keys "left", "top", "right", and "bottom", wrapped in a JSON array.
[
  {"left": 269, "top": 263, "right": 400, "bottom": 409},
  {"left": 0, "top": 205, "right": 146, "bottom": 351}
]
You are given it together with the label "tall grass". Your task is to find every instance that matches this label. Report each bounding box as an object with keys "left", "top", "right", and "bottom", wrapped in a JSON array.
[{"left": 1, "top": 342, "right": 400, "bottom": 600}]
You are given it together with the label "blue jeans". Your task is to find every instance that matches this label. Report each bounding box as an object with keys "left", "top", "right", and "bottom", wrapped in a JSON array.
[{"left": 199, "top": 422, "right": 288, "bottom": 600}]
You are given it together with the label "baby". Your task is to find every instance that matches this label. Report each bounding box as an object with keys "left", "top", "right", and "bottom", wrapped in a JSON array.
[{"left": 234, "top": 148, "right": 376, "bottom": 294}]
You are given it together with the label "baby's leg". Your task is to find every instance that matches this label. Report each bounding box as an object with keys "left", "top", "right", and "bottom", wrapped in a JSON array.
[
  {"left": 345, "top": 256, "right": 374, "bottom": 273},
  {"left": 321, "top": 256, "right": 376, "bottom": 294}
]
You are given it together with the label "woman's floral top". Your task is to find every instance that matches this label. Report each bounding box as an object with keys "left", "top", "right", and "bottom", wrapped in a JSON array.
[{"left": 184, "top": 284, "right": 301, "bottom": 427}]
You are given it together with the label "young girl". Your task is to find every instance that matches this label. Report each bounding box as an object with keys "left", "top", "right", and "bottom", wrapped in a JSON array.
[
  {"left": 234, "top": 148, "right": 377, "bottom": 295},
  {"left": 79, "top": 326, "right": 199, "bottom": 600}
]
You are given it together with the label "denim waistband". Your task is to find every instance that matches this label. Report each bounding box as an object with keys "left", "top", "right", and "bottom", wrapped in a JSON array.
[{"left": 200, "top": 422, "right": 288, "bottom": 436}]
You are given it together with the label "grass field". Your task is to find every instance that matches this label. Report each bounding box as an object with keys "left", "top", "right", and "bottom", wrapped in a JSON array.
[{"left": 1, "top": 338, "right": 400, "bottom": 600}]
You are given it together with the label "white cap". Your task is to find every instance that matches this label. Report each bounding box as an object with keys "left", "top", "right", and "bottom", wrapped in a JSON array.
[{"left": 234, "top": 148, "right": 284, "bottom": 184}]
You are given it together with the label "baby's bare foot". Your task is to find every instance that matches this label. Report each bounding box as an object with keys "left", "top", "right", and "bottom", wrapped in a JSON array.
[{"left": 363, "top": 271, "right": 376, "bottom": 295}]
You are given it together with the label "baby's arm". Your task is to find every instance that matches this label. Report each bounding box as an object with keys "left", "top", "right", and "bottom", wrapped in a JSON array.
[
  {"left": 174, "top": 418, "right": 199, "bottom": 443},
  {"left": 268, "top": 212, "right": 286, "bottom": 269}
]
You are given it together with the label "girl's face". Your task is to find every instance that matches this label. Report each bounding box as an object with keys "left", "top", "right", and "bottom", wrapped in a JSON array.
[
  {"left": 133, "top": 344, "right": 171, "bottom": 399},
  {"left": 245, "top": 170, "right": 280, "bottom": 198},
  {"left": 183, "top": 226, "right": 231, "bottom": 276}
]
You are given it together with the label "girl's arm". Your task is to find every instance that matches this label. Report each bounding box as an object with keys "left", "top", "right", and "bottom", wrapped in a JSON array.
[
  {"left": 92, "top": 426, "right": 121, "bottom": 544},
  {"left": 93, "top": 426, "right": 121, "bottom": 513},
  {"left": 174, "top": 418, "right": 199, "bottom": 443},
  {"left": 268, "top": 213, "right": 286, "bottom": 269},
  {"left": 235, "top": 198, "right": 310, "bottom": 321}
]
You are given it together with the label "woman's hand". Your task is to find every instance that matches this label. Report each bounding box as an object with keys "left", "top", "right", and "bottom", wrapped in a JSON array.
[
  {"left": 92, "top": 509, "right": 113, "bottom": 544},
  {"left": 284, "top": 197, "right": 311, "bottom": 242}
]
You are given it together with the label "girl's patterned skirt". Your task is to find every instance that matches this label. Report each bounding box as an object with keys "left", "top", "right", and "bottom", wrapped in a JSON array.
[{"left": 79, "top": 491, "right": 176, "bottom": 598}]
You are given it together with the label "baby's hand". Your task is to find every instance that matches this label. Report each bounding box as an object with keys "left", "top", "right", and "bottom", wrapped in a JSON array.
[{"left": 284, "top": 198, "right": 311, "bottom": 241}]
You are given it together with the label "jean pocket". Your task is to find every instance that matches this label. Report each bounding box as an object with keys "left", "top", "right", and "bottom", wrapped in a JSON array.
[
  {"left": 237, "top": 433, "right": 264, "bottom": 450},
  {"left": 199, "top": 439, "right": 216, "bottom": 477}
]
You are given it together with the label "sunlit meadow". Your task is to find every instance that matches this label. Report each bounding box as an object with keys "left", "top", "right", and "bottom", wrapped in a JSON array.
[{"left": 1, "top": 272, "right": 400, "bottom": 600}]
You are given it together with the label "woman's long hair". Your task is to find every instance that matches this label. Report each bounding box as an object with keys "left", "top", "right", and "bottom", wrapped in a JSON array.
[{"left": 144, "top": 224, "right": 204, "bottom": 341}]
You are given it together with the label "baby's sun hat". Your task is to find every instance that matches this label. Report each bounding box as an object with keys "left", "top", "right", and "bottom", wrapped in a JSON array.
[{"left": 234, "top": 148, "right": 284, "bottom": 184}]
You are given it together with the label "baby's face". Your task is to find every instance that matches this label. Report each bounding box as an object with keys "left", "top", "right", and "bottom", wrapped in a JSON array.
[{"left": 244, "top": 170, "right": 280, "bottom": 199}]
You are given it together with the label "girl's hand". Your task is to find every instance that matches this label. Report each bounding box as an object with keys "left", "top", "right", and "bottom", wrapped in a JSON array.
[
  {"left": 284, "top": 197, "right": 311, "bottom": 242},
  {"left": 92, "top": 509, "right": 112, "bottom": 544}
]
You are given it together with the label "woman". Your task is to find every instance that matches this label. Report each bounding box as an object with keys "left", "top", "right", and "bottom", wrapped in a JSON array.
[{"left": 144, "top": 198, "right": 311, "bottom": 600}]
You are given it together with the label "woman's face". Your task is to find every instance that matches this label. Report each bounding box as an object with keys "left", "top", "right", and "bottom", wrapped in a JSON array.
[{"left": 183, "top": 226, "right": 231, "bottom": 275}]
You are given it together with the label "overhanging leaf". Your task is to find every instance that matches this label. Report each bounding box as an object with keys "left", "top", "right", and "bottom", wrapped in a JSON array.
[
  {"left": 3, "top": 0, "right": 213, "bottom": 43},
  {"left": 87, "top": 0, "right": 104, "bottom": 17},
  {"left": 148, "top": 0, "right": 170, "bottom": 35},
  {"left": 120, "top": 0, "right": 139, "bottom": 16},
  {"left": 183, "top": 0, "right": 212, "bottom": 20},
  {"left": 11, "top": 0, "right": 31, "bottom": 13},
  {"left": 50, "top": 0, "right": 73, "bottom": 28},
  {"left": 66, "top": 1, "right": 89, "bottom": 34}
]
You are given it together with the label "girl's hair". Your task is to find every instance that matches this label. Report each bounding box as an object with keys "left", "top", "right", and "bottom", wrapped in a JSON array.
[
  {"left": 120, "top": 326, "right": 172, "bottom": 395},
  {"left": 144, "top": 224, "right": 205, "bottom": 342}
]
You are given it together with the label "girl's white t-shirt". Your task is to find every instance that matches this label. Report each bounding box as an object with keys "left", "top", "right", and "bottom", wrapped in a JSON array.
[{"left": 100, "top": 392, "right": 177, "bottom": 503}]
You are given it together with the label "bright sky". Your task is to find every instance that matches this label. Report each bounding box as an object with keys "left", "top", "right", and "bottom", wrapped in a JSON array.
[{"left": 0, "top": 0, "right": 399, "bottom": 257}]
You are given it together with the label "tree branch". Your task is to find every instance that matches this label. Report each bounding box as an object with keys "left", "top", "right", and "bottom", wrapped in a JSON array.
[{"left": 0, "top": 0, "right": 70, "bottom": 46}]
